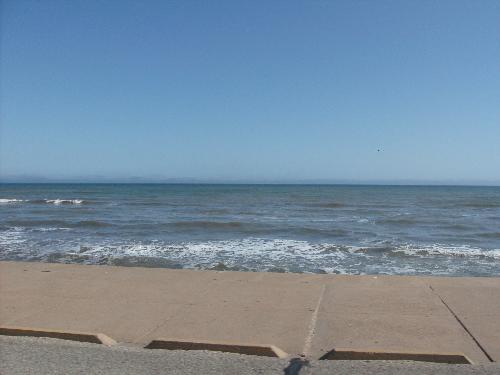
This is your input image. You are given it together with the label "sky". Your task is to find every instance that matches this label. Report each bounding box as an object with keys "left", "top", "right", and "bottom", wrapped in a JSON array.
[{"left": 1, "top": 0, "right": 499, "bottom": 184}]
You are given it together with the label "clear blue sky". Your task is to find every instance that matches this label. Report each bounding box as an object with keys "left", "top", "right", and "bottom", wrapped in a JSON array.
[{"left": 1, "top": 0, "right": 499, "bottom": 184}]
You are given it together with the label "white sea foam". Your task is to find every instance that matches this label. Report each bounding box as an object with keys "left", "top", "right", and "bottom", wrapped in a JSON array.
[
  {"left": 68, "top": 238, "right": 500, "bottom": 274},
  {"left": 31, "top": 227, "right": 72, "bottom": 232},
  {"left": 0, "top": 198, "right": 85, "bottom": 205},
  {"left": 1, "top": 231, "right": 499, "bottom": 275},
  {"left": 0, "top": 199, "right": 25, "bottom": 204},
  {"left": 0, "top": 227, "right": 27, "bottom": 246},
  {"left": 46, "top": 199, "right": 84, "bottom": 205},
  {"left": 76, "top": 238, "right": 354, "bottom": 272},
  {"left": 397, "top": 244, "right": 500, "bottom": 260}
]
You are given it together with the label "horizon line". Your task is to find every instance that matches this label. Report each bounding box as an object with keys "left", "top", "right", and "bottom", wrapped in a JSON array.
[{"left": 1, "top": 179, "right": 499, "bottom": 187}]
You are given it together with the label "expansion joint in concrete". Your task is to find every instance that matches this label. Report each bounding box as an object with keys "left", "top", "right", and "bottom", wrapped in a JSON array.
[
  {"left": 301, "top": 284, "right": 326, "bottom": 357},
  {"left": 429, "top": 285, "right": 493, "bottom": 362}
]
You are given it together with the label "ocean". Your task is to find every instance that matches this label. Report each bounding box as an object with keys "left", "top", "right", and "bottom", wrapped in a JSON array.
[{"left": 1, "top": 183, "right": 499, "bottom": 276}]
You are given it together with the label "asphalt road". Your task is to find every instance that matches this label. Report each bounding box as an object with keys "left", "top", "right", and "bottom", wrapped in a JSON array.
[{"left": 1, "top": 336, "right": 499, "bottom": 375}]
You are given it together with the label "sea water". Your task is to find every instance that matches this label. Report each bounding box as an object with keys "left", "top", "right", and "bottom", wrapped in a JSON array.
[{"left": 1, "top": 184, "right": 499, "bottom": 276}]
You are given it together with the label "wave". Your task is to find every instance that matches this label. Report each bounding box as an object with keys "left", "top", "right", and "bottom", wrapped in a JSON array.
[
  {"left": 387, "top": 244, "right": 500, "bottom": 259},
  {"left": 115, "top": 221, "right": 281, "bottom": 237},
  {"left": 32, "top": 227, "right": 72, "bottom": 232},
  {"left": 1, "top": 198, "right": 87, "bottom": 205},
  {"left": 6, "top": 219, "right": 70, "bottom": 227},
  {"left": 39, "top": 199, "right": 85, "bottom": 205},
  {"left": 52, "top": 239, "right": 500, "bottom": 262},
  {"left": 74, "top": 220, "right": 112, "bottom": 228},
  {"left": 476, "top": 232, "right": 500, "bottom": 239},
  {"left": 201, "top": 209, "right": 231, "bottom": 215},
  {"left": 127, "top": 200, "right": 175, "bottom": 207},
  {"left": 461, "top": 202, "right": 500, "bottom": 208},
  {"left": 1, "top": 235, "right": 499, "bottom": 275},
  {"left": 173, "top": 220, "right": 243, "bottom": 228},
  {"left": 377, "top": 217, "right": 419, "bottom": 225},
  {"left": 441, "top": 224, "right": 472, "bottom": 230},
  {"left": 0, "top": 199, "right": 25, "bottom": 204},
  {"left": 168, "top": 221, "right": 350, "bottom": 236},
  {"left": 292, "top": 227, "right": 349, "bottom": 237},
  {"left": 4, "top": 219, "right": 111, "bottom": 228},
  {"left": 315, "top": 202, "right": 346, "bottom": 208}
]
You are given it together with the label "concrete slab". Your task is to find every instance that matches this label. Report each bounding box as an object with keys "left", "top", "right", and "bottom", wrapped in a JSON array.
[
  {"left": 147, "top": 304, "right": 311, "bottom": 355},
  {"left": 0, "top": 293, "right": 61, "bottom": 326},
  {"left": 317, "top": 276, "right": 446, "bottom": 315},
  {"left": 139, "top": 273, "right": 324, "bottom": 354},
  {"left": 1, "top": 261, "right": 499, "bottom": 364},
  {"left": 6, "top": 298, "right": 185, "bottom": 343},
  {"left": 310, "top": 278, "right": 490, "bottom": 363},
  {"left": 429, "top": 277, "right": 500, "bottom": 362},
  {"left": 0, "top": 261, "right": 321, "bottom": 353}
]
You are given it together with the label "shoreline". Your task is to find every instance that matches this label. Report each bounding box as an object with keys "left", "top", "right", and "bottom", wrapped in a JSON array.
[
  {"left": 2, "top": 258, "right": 500, "bottom": 278},
  {"left": 3, "top": 184, "right": 500, "bottom": 277},
  {"left": 1, "top": 260, "right": 499, "bottom": 364}
]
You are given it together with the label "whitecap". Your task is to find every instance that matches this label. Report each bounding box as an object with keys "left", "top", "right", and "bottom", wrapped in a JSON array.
[
  {"left": 0, "top": 199, "right": 25, "bottom": 204},
  {"left": 395, "top": 244, "right": 500, "bottom": 260},
  {"left": 46, "top": 199, "right": 84, "bottom": 205}
]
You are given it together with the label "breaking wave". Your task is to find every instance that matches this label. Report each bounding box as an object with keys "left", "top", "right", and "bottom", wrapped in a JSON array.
[
  {"left": 0, "top": 199, "right": 25, "bottom": 204},
  {"left": 5, "top": 219, "right": 111, "bottom": 228},
  {"left": 396, "top": 244, "right": 500, "bottom": 259},
  {"left": 1, "top": 198, "right": 87, "bottom": 205},
  {"left": 2, "top": 234, "right": 498, "bottom": 275},
  {"left": 34, "top": 199, "right": 85, "bottom": 205}
]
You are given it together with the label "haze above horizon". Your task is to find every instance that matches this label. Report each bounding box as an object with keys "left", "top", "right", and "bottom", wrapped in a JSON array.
[{"left": 1, "top": 0, "right": 499, "bottom": 185}]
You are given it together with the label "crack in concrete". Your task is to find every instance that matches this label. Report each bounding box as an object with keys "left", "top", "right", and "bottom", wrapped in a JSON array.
[{"left": 429, "top": 285, "right": 493, "bottom": 362}]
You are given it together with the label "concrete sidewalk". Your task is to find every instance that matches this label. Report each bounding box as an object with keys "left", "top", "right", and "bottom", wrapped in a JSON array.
[{"left": 0, "top": 261, "right": 499, "bottom": 364}]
